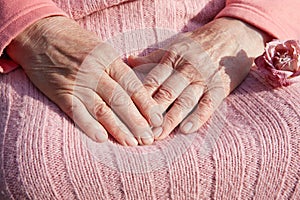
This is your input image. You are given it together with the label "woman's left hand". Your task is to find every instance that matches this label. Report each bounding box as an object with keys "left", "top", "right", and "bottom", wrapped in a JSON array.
[{"left": 128, "top": 17, "right": 270, "bottom": 140}]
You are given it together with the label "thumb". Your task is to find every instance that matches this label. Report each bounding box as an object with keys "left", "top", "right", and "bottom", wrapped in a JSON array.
[
  {"left": 127, "top": 55, "right": 149, "bottom": 67},
  {"left": 127, "top": 49, "right": 166, "bottom": 68}
]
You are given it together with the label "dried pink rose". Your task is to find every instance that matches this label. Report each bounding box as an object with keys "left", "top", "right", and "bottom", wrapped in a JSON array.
[{"left": 254, "top": 40, "right": 300, "bottom": 87}]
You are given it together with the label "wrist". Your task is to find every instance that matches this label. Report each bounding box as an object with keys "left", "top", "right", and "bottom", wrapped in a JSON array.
[
  {"left": 214, "top": 17, "right": 271, "bottom": 56},
  {"left": 6, "top": 16, "right": 69, "bottom": 63},
  {"left": 191, "top": 17, "right": 271, "bottom": 58},
  {"left": 219, "top": 17, "right": 272, "bottom": 40},
  {"left": 6, "top": 16, "right": 101, "bottom": 66}
]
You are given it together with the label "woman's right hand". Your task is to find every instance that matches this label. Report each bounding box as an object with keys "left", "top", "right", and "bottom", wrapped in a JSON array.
[{"left": 6, "top": 16, "right": 163, "bottom": 146}]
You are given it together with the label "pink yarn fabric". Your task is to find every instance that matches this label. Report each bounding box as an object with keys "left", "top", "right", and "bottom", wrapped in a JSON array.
[
  {"left": 0, "top": 0, "right": 300, "bottom": 199},
  {"left": 1, "top": 63, "right": 300, "bottom": 200}
]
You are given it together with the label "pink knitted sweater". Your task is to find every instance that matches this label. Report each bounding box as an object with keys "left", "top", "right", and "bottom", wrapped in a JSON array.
[{"left": 1, "top": 0, "right": 300, "bottom": 199}]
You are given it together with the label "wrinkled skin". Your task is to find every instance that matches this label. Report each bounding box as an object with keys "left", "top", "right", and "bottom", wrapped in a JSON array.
[
  {"left": 6, "top": 16, "right": 269, "bottom": 146},
  {"left": 128, "top": 17, "right": 270, "bottom": 140},
  {"left": 6, "top": 16, "right": 164, "bottom": 146}
]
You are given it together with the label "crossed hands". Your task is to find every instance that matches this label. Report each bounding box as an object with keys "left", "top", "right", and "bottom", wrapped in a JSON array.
[{"left": 6, "top": 16, "right": 268, "bottom": 146}]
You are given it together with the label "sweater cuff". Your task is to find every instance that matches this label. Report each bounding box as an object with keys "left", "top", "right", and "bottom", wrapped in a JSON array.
[
  {"left": 215, "top": 2, "right": 299, "bottom": 40},
  {"left": 0, "top": 1, "right": 67, "bottom": 73}
]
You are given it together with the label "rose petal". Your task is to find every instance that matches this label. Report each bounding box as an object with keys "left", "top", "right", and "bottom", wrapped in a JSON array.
[
  {"left": 255, "top": 40, "right": 300, "bottom": 87},
  {"left": 0, "top": 59, "right": 19, "bottom": 73}
]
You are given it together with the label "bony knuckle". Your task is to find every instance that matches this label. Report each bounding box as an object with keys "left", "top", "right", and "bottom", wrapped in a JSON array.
[
  {"left": 165, "top": 114, "right": 178, "bottom": 126},
  {"left": 144, "top": 75, "right": 160, "bottom": 87},
  {"left": 131, "top": 90, "right": 147, "bottom": 104},
  {"left": 201, "top": 99, "right": 214, "bottom": 112},
  {"left": 110, "top": 90, "right": 131, "bottom": 108},
  {"left": 193, "top": 109, "right": 207, "bottom": 121},
  {"left": 63, "top": 104, "right": 76, "bottom": 117},
  {"left": 156, "top": 87, "right": 176, "bottom": 102},
  {"left": 117, "top": 70, "right": 141, "bottom": 94},
  {"left": 201, "top": 96, "right": 213, "bottom": 106},
  {"left": 168, "top": 45, "right": 180, "bottom": 55},
  {"left": 126, "top": 79, "right": 141, "bottom": 96},
  {"left": 94, "top": 101, "right": 110, "bottom": 118},
  {"left": 176, "top": 95, "right": 196, "bottom": 109},
  {"left": 176, "top": 63, "right": 201, "bottom": 81},
  {"left": 199, "top": 97, "right": 215, "bottom": 116}
]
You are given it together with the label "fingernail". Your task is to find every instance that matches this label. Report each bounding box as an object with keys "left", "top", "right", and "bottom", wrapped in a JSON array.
[
  {"left": 182, "top": 122, "right": 193, "bottom": 133},
  {"left": 95, "top": 132, "right": 108, "bottom": 143},
  {"left": 141, "top": 136, "right": 154, "bottom": 145},
  {"left": 126, "top": 137, "right": 138, "bottom": 146},
  {"left": 153, "top": 127, "right": 163, "bottom": 138},
  {"left": 150, "top": 113, "right": 163, "bottom": 126}
]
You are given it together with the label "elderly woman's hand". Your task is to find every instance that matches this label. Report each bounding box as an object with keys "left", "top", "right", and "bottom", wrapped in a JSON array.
[
  {"left": 128, "top": 17, "right": 269, "bottom": 140},
  {"left": 6, "top": 16, "right": 163, "bottom": 146}
]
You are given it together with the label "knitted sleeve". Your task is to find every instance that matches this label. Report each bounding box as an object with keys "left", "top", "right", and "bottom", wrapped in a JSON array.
[
  {"left": 0, "top": 0, "right": 67, "bottom": 73},
  {"left": 216, "top": 0, "right": 300, "bottom": 39}
]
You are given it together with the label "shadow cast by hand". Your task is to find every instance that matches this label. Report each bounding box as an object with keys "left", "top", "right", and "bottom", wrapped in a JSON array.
[{"left": 220, "top": 50, "right": 273, "bottom": 95}]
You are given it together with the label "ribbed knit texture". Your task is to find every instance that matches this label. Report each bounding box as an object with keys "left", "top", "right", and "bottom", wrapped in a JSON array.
[{"left": 0, "top": 0, "right": 299, "bottom": 199}]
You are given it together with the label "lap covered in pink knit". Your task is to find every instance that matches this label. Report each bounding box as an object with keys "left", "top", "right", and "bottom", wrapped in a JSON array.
[
  {"left": 1, "top": 63, "right": 299, "bottom": 199},
  {"left": 0, "top": 0, "right": 300, "bottom": 199}
]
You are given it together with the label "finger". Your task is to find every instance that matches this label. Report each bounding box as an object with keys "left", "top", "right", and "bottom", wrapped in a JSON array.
[
  {"left": 56, "top": 94, "right": 108, "bottom": 143},
  {"left": 127, "top": 49, "right": 166, "bottom": 67},
  {"left": 127, "top": 32, "right": 193, "bottom": 68},
  {"left": 153, "top": 65, "right": 196, "bottom": 111},
  {"left": 155, "top": 83, "right": 204, "bottom": 140},
  {"left": 75, "top": 88, "right": 139, "bottom": 146},
  {"left": 143, "top": 51, "right": 176, "bottom": 95},
  {"left": 78, "top": 44, "right": 163, "bottom": 128},
  {"left": 78, "top": 46, "right": 158, "bottom": 144},
  {"left": 180, "top": 87, "right": 225, "bottom": 134},
  {"left": 132, "top": 62, "right": 158, "bottom": 84},
  {"left": 97, "top": 72, "right": 155, "bottom": 145},
  {"left": 109, "top": 59, "right": 163, "bottom": 127}
]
